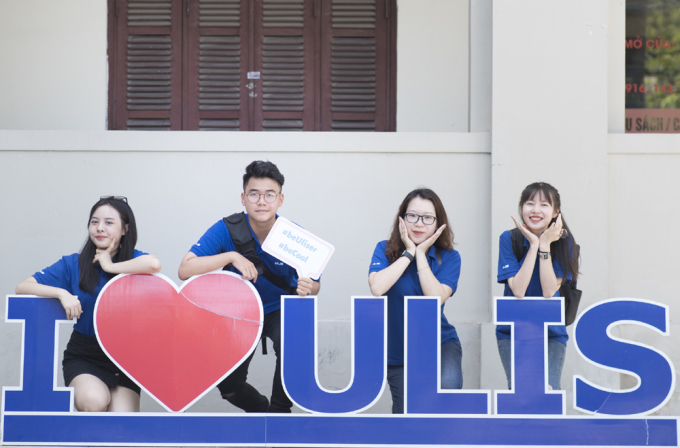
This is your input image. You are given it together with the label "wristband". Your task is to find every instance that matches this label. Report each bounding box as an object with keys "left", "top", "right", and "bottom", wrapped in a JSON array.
[
  {"left": 538, "top": 250, "right": 550, "bottom": 260},
  {"left": 401, "top": 250, "right": 415, "bottom": 262}
]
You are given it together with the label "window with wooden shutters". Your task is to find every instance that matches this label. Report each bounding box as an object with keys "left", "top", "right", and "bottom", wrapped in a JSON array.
[
  {"left": 320, "top": 0, "right": 392, "bottom": 131},
  {"left": 108, "top": 0, "right": 396, "bottom": 131},
  {"left": 109, "top": 0, "right": 183, "bottom": 130}
]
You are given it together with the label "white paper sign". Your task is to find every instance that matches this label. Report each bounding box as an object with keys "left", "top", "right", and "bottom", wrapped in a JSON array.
[{"left": 262, "top": 217, "right": 334, "bottom": 279}]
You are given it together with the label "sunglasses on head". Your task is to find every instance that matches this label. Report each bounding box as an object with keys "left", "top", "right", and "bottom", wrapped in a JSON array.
[{"left": 100, "top": 196, "right": 128, "bottom": 204}]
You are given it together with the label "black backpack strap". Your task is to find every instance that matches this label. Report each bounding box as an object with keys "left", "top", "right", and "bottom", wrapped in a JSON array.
[
  {"left": 222, "top": 213, "right": 298, "bottom": 296},
  {"left": 262, "top": 269, "right": 298, "bottom": 296},
  {"left": 560, "top": 244, "right": 582, "bottom": 326},
  {"left": 224, "top": 213, "right": 258, "bottom": 266},
  {"left": 509, "top": 228, "right": 528, "bottom": 262},
  {"left": 261, "top": 333, "right": 268, "bottom": 355},
  {"left": 223, "top": 213, "right": 298, "bottom": 355}
]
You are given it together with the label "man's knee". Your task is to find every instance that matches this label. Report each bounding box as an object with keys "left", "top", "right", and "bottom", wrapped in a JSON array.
[
  {"left": 217, "top": 379, "right": 241, "bottom": 398},
  {"left": 220, "top": 383, "right": 269, "bottom": 412}
]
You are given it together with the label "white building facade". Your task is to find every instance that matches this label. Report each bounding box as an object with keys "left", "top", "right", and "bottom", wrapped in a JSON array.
[{"left": 1, "top": 0, "right": 678, "bottom": 427}]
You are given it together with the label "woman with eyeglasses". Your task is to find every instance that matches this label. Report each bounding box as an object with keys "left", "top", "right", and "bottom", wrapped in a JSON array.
[
  {"left": 16, "top": 196, "right": 161, "bottom": 412},
  {"left": 368, "top": 188, "right": 462, "bottom": 413},
  {"left": 496, "top": 182, "right": 579, "bottom": 390}
]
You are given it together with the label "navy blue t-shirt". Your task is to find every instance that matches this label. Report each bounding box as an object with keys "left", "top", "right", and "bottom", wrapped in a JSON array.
[
  {"left": 369, "top": 241, "right": 461, "bottom": 366},
  {"left": 33, "top": 249, "right": 147, "bottom": 337},
  {"left": 496, "top": 230, "right": 572, "bottom": 344},
  {"left": 190, "top": 216, "right": 306, "bottom": 315}
]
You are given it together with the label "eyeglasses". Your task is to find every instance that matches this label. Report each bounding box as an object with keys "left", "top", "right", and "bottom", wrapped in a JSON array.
[
  {"left": 404, "top": 213, "right": 437, "bottom": 225},
  {"left": 246, "top": 192, "right": 278, "bottom": 204},
  {"left": 100, "top": 196, "right": 128, "bottom": 203}
]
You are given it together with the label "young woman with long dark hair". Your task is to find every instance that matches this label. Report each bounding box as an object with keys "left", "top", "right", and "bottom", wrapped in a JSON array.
[
  {"left": 368, "top": 188, "right": 462, "bottom": 413},
  {"left": 16, "top": 197, "right": 161, "bottom": 412},
  {"left": 496, "top": 182, "right": 580, "bottom": 390}
]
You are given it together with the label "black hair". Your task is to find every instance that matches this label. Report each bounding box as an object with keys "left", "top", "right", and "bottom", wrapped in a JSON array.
[
  {"left": 243, "top": 160, "right": 285, "bottom": 191},
  {"left": 78, "top": 198, "right": 137, "bottom": 293},
  {"left": 519, "top": 182, "right": 580, "bottom": 283}
]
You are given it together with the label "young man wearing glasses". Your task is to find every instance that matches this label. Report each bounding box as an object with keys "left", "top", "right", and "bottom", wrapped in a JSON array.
[{"left": 178, "top": 160, "right": 320, "bottom": 413}]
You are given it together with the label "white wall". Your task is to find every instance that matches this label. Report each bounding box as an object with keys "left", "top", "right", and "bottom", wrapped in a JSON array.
[
  {"left": 0, "top": 0, "right": 472, "bottom": 132},
  {"left": 469, "top": 0, "right": 492, "bottom": 133},
  {"left": 607, "top": 136, "right": 680, "bottom": 415},
  {"left": 2, "top": 0, "right": 680, "bottom": 430},
  {"left": 490, "top": 0, "right": 617, "bottom": 413},
  {"left": 0, "top": 0, "right": 108, "bottom": 130},
  {"left": 0, "top": 131, "right": 491, "bottom": 414},
  {"left": 608, "top": 0, "right": 625, "bottom": 133},
  {"left": 605, "top": 0, "right": 680, "bottom": 415},
  {"left": 396, "top": 0, "right": 470, "bottom": 131}
]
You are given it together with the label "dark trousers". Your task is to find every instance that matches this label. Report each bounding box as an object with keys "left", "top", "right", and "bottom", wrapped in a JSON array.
[
  {"left": 386, "top": 341, "right": 463, "bottom": 414},
  {"left": 216, "top": 309, "right": 292, "bottom": 413}
]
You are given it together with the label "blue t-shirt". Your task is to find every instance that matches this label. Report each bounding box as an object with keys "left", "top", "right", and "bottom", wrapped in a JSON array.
[
  {"left": 189, "top": 216, "right": 305, "bottom": 315},
  {"left": 33, "top": 249, "right": 147, "bottom": 338},
  {"left": 369, "top": 241, "right": 461, "bottom": 366},
  {"left": 496, "top": 230, "right": 572, "bottom": 344}
]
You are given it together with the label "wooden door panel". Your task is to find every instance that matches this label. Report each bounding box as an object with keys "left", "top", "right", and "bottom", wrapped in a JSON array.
[{"left": 253, "top": 0, "right": 316, "bottom": 131}]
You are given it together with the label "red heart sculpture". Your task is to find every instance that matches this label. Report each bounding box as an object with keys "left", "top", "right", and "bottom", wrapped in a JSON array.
[{"left": 94, "top": 272, "right": 263, "bottom": 412}]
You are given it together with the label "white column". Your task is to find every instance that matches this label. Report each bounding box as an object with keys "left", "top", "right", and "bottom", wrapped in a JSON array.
[{"left": 486, "top": 0, "right": 616, "bottom": 410}]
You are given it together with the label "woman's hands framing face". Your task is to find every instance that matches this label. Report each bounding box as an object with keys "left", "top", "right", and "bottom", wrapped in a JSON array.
[
  {"left": 540, "top": 213, "right": 564, "bottom": 246},
  {"left": 511, "top": 215, "right": 540, "bottom": 246},
  {"left": 398, "top": 216, "right": 417, "bottom": 253},
  {"left": 400, "top": 216, "right": 446, "bottom": 255},
  {"left": 512, "top": 213, "right": 564, "bottom": 248},
  {"left": 415, "top": 224, "right": 447, "bottom": 255}
]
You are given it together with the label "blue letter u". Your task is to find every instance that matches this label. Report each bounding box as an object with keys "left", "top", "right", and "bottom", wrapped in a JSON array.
[{"left": 281, "top": 296, "right": 386, "bottom": 413}]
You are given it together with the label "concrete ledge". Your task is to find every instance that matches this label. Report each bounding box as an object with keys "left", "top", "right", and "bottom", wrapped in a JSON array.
[
  {"left": 609, "top": 134, "right": 680, "bottom": 154},
  {"left": 0, "top": 131, "right": 491, "bottom": 154}
]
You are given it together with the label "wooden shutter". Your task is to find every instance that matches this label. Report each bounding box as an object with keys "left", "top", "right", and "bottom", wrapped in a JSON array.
[
  {"left": 183, "top": 0, "right": 250, "bottom": 130},
  {"left": 251, "top": 0, "right": 317, "bottom": 131},
  {"left": 110, "top": 0, "right": 183, "bottom": 130},
  {"left": 109, "top": 0, "right": 396, "bottom": 131},
  {"left": 319, "top": 0, "right": 394, "bottom": 131}
]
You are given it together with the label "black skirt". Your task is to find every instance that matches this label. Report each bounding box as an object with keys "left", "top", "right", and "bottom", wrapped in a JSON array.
[{"left": 62, "top": 330, "right": 141, "bottom": 395}]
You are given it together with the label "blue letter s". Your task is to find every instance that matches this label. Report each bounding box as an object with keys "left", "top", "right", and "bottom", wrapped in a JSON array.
[{"left": 574, "top": 299, "right": 675, "bottom": 415}]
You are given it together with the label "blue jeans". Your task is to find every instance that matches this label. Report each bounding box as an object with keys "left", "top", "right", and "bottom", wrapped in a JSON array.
[
  {"left": 497, "top": 338, "right": 566, "bottom": 390},
  {"left": 386, "top": 341, "right": 463, "bottom": 414}
]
